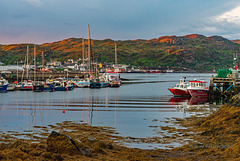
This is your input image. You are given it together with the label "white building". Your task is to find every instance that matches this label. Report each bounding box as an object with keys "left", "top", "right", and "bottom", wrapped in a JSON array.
[{"left": 0, "top": 65, "right": 24, "bottom": 71}]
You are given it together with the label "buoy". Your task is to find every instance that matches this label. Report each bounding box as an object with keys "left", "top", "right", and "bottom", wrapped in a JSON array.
[{"left": 62, "top": 110, "right": 65, "bottom": 113}]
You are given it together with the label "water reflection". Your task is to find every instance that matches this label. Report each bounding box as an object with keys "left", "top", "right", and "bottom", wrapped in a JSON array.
[
  {"left": 0, "top": 73, "right": 218, "bottom": 148},
  {"left": 188, "top": 97, "right": 209, "bottom": 106},
  {"left": 169, "top": 96, "right": 210, "bottom": 109}
]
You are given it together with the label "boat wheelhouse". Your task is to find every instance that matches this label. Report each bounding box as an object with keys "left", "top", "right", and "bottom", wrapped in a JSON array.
[
  {"left": 187, "top": 80, "right": 209, "bottom": 97},
  {"left": 168, "top": 77, "right": 190, "bottom": 96}
]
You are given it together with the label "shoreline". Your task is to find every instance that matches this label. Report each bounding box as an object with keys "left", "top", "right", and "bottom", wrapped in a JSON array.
[{"left": 1, "top": 105, "right": 232, "bottom": 160}]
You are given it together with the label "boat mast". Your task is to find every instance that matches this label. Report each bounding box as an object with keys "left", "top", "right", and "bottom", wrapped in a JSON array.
[
  {"left": 82, "top": 37, "right": 85, "bottom": 73},
  {"left": 88, "top": 25, "right": 91, "bottom": 78},
  {"left": 115, "top": 43, "right": 118, "bottom": 70},
  {"left": 42, "top": 51, "right": 44, "bottom": 81},
  {"left": 34, "top": 45, "right": 36, "bottom": 82},
  {"left": 26, "top": 45, "right": 29, "bottom": 80},
  {"left": 21, "top": 55, "right": 26, "bottom": 83},
  {"left": 17, "top": 60, "right": 18, "bottom": 83}
]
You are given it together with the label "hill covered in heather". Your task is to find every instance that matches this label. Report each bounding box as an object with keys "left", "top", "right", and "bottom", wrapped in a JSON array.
[{"left": 1, "top": 34, "right": 240, "bottom": 71}]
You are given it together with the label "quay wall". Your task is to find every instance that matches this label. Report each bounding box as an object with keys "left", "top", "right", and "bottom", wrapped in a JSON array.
[{"left": 1, "top": 71, "right": 84, "bottom": 83}]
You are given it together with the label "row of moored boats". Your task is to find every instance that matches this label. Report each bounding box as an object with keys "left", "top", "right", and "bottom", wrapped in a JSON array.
[{"left": 0, "top": 74, "right": 121, "bottom": 92}]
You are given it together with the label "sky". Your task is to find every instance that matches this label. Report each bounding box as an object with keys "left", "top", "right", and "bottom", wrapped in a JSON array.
[{"left": 1, "top": 0, "right": 240, "bottom": 44}]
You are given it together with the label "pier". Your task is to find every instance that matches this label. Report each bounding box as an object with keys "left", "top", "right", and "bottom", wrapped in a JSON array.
[
  {"left": 1, "top": 71, "right": 84, "bottom": 83},
  {"left": 209, "top": 73, "right": 240, "bottom": 99}
]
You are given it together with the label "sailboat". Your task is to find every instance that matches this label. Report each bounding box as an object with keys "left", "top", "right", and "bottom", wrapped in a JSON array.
[
  {"left": 87, "top": 25, "right": 101, "bottom": 88},
  {"left": 74, "top": 37, "right": 90, "bottom": 88},
  {"left": 107, "top": 43, "right": 121, "bottom": 73},
  {"left": 20, "top": 45, "right": 34, "bottom": 91},
  {"left": 107, "top": 43, "right": 121, "bottom": 87},
  {"left": 32, "top": 49, "right": 54, "bottom": 92}
]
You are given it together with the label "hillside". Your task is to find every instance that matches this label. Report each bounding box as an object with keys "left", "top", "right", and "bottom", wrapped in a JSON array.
[{"left": 1, "top": 34, "right": 240, "bottom": 71}]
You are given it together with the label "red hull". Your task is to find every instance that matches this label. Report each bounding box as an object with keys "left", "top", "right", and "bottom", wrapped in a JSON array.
[
  {"left": 188, "top": 97, "right": 208, "bottom": 105},
  {"left": 147, "top": 70, "right": 161, "bottom": 73},
  {"left": 168, "top": 88, "right": 190, "bottom": 96},
  {"left": 169, "top": 97, "right": 189, "bottom": 105},
  {"left": 187, "top": 89, "right": 209, "bottom": 97}
]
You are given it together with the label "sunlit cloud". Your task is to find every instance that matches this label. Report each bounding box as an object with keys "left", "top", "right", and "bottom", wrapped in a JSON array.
[{"left": 215, "top": 5, "right": 240, "bottom": 25}]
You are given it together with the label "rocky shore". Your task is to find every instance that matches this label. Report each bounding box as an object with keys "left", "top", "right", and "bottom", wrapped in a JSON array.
[{"left": 1, "top": 94, "right": 240, "bottom": 160}]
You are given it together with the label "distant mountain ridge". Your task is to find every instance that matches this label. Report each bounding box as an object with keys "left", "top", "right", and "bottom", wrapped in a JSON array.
[
  {"left": 231, "top": 39, "right": 240, "bottom": 44},
  {"left": 1, "top": 34, "right": 240, "bottom": 71}
]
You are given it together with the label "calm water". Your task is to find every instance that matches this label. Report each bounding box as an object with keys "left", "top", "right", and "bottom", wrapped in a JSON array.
[{"left": 0, "top": 73, "right": 215, "bottom": 148}]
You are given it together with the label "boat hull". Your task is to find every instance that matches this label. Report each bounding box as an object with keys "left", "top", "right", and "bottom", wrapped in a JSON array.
[
  {"left": 33, "top": 85, "right": 54, "bottom": 92},
  {"left": 0, "top": 85, "right": 8, "bottom": 92},
  {"left": 7, "top": 84, "right": 16, "bottom": 91},
  {"left": 54, "top": 87, "right": 67, "bottom": 91},
  {"left": 53, "top": 86, "right": 74, "bottom": 91},
  {"left": 20, "top": 86, "right": 33, "bottom": 91},
  {"left": 168, "top": 88, "right": 190, "bottom": 96},
  {"left": 187, "top": 89, "right": 209, "bottom": 97},
  {"left": 66, "top": 86, "right": 74, "bottom": 91},
  {"left": 89, "top": 82, "right": 101, "bottom": 88},
  {"left": 147, "top": 70, "right": 161, "bottom": 73},
  {"left": 76, "top": 82, "right": 89, "bottom": 88},
  {"left": 100, "top": 82, "right": 109, "bottom": 88}
]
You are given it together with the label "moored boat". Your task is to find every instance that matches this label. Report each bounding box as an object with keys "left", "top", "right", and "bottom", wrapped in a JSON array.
[
  {"left": 0, "top": 77, "right": 8, "bottom": 92},
  {"left": 89, "top": 78, "right": 101, "bottom": 88},
  {"left": 187, "top": 80, "right": 209, "bottom": 97},
  {"left": 33, "top": 82, "right": 54, "bottom": 92},
  {"left": 75, "top": 78, "right": 90, "bottom": 88},
  {"left": 168, "top": 77, "right": 190, "bottom": 96},
  {"left": 105, "top": 73, "right": 121, "bottom": 87},
  {"left": 99, "top": 75, "right": 109, "bottom": 88},
  {"left": 107, "top": 68, "right": 121, "bottom": 73},
  {"left": 7, "top": 84, "right": 16, "bottom": 91},
  {"left": 53, "top": 79, "right": 74, "bottom": 91},
  {"left": 20, "top": 80, "right": 34, "bottom": 91},
  {"left": 0, "top": 77, "right": 16, "bottom": 91},
  {"left": 147, "top": 70, "right": 161, "bottom": 73}
]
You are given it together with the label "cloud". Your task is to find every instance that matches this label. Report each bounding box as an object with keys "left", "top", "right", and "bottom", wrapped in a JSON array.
[
  {"left": 215, "top": 5, "right": 240, "bottom": 25},
  {"left": 22, "top": 0, "right": 43, "bottom": 7}
]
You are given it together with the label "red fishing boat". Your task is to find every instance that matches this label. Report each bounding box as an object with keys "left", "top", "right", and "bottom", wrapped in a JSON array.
[
  {"left": 147, "top": 70, "right": 161, "bottom": 73},
  {"left": 168, "top": 77, "right": 190, "bottom": 96},
  {"left": 187, "top": 80, "right": 209, "bottom": 97}
]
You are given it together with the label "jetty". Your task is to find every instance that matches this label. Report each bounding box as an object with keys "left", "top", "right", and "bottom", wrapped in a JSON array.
[
  {"left": 2, "top": 71, "right": 84, "bottom": 83},
  {"left": 209, "top": 70, "right": 240, "bottom": 99}
]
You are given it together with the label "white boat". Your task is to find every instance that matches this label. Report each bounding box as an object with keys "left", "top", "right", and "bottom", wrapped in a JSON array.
[
  {"left": 52, "top": 78, "right": 74, "bottom": 91},
  {"left": 166, "top": 69, "right": 174, "bottom": 73},
  {"left": 99, "top": 75, "right": 109, "bottom": 87},
  {"left": 104, "top": 73, "right": 121, "bottom": 87},
  {"left": 0, "top": 77, "right": 16, "bottom": 91},
  {"left": 187, "top": 80, "right": 209, "bottom": 97},
  {"left": 107, "top": 43, "right": 121, "bottom": 87},
  {"left": 168, "top": 77, "right": 190, "bottom": 96},
  {"left": 75, "top": 78, "right": 90, "bottom": 88},
  {"left": 107, "top": 68, "right": 121, "bottom": 73},
  {"left": 0, "top": 77, "right": 8, "bottom": 92},
  {"left": 7, "top": 84, "right": 16, "bottom": 91}
]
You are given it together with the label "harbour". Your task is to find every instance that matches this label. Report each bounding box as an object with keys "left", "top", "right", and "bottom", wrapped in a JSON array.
[
  {"left": 0, "top": 73, "right": 217, "bottom": 149},
  {"left": 2, "top": 0, "right": 240, "bottom": 159}
]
